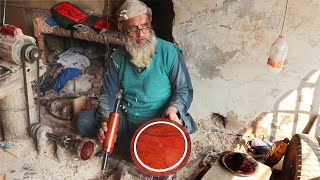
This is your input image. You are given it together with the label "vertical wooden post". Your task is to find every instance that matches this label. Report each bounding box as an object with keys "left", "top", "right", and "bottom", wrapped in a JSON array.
[
  {"left": 36, "top": 34, "right": 47, "bottom": 64},
  {"left": 33, "top": 18, "right": 47, "bottom": 64}
]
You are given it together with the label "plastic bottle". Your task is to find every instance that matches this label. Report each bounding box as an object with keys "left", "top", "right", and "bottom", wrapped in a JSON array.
[{"left": 267, "top": 36, "right": 288, "bottom": 74}]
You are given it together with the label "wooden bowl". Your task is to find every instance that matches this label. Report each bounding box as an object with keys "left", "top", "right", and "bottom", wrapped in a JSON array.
[
  {"left": 130, "top": 118, "right": 191, "bottom": 176},
  {"left": 222, "top": 152, "right": 259, "bottom": 176}
]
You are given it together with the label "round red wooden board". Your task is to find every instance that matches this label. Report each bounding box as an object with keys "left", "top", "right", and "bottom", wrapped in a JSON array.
[{"left": 130, "top": 118, "right": 191, "bottom": 176}]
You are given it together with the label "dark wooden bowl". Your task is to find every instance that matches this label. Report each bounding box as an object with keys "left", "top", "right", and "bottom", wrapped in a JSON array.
[{"left": 130, "top": 118, "right": 191, "bottom": 176}]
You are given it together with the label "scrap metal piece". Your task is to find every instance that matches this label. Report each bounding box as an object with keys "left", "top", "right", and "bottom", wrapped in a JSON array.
[
  {"left": 185, "top": 146, "right": 214, "bottom": 168},
  {"left": 29, "top": 124, "right": 94, "bottom": 160}
]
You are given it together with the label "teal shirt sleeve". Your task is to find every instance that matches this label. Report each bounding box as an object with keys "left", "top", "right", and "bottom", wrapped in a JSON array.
[
  {"left": 97, "top": 60, "right": 119, "bottom": 119},
  {"left": 168, "top": 52, "right": 197, "bottom": 134}
]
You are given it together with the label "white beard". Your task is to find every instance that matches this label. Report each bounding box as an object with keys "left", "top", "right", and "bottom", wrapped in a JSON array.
[{"left": 124, "top": 30, "right": 157, "bottom": 69}]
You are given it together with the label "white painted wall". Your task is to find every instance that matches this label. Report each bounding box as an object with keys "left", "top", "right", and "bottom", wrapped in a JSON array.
[{"left": 173, "top": 0, "right": 320, "bottom": 135}]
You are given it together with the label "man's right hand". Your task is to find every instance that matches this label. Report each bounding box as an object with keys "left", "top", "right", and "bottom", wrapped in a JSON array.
[{"left": 98, "top": 122, "right": 108, "bottom": 143}]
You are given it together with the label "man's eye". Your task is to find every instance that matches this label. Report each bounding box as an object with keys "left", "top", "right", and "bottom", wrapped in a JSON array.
[{"left": 128, "top": 26, "right": 139, "bottom": 31}]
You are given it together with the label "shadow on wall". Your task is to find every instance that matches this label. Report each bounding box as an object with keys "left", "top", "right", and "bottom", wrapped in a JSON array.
[
  {"left": 245, "top": 69, "right": 320, "bottom": 141},
  {"left": 142, "top": 0, "right": 174, "bottom": 43}
]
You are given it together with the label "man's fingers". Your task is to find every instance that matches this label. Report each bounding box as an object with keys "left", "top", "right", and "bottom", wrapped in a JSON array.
[
  {"left": 162, "top": 111, "right": 181, "bottom": 124},
  {"left": 98, "top": 122, "right": 108, "bottom": 143},
  {"left": 168, "top": 113, "right": 175, "bottom": 120},
  {"left": 101, "top": 122, "right": 108, "bottom": 131},
  {"left": 98, "top": 128, "right": 105, "bottom": 143},
  {"left": 168, "top": 112, "right": 181, "bottom": 124},
  {"left": 98, "top": 122, "right": 109, "bottom": 143}
]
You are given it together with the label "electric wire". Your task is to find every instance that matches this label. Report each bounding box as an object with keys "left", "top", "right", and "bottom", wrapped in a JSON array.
[
  {"left": 0, "top": 0, "right": 2, "bottom": 25},
  {"left": 2, "top": 0, "right": 6, "bottom": 25},
  {"left": 280, "top": 0, "right": 289, "bottom": 36}
]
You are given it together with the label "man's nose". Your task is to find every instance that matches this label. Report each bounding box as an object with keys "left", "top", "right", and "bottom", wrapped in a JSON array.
[{"left": 137, "top": 29, "right": 146, "bottom": 38}]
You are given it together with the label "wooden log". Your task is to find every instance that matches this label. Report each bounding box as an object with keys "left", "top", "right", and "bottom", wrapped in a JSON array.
[
  {"left": 0, "top": 83, "right": 36, "bottom": 141},
  {"left": 33, "top": 17, "right": 125, "bottom": 64}
]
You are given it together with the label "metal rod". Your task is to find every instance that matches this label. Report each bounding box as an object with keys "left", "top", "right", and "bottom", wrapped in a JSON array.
[
  {"left": 114, "top": 89, "right": 123, "bottom": 113},
  {"left": 101, "top": 152, "right": 109, "bottom": 173},
  {"left": 37, "top": 54, "right": 41, "bottom": 123}
]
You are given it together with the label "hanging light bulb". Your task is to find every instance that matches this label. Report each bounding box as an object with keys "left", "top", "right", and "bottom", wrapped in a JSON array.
[{"left": 267, "top": 0, "right": 289, "bottom": 74}]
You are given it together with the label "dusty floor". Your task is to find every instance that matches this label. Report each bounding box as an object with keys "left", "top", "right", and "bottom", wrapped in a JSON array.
[{"left": 0, "top": 107, "right": 243, "bottom": 179}]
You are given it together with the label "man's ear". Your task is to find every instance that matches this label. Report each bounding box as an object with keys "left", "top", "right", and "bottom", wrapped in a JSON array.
[{"left": 118, "top": 22, "right": 124, "bottom": 32}]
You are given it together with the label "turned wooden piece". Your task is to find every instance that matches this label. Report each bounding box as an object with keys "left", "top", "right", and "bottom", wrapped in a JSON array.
[{"left": 130, "top": 118, "right": 191, "bottom": 176}]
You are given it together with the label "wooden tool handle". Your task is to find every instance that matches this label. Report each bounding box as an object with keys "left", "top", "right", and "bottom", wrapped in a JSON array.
[{"left": 102, "top": 112, "right": 120, "bottom": 153}]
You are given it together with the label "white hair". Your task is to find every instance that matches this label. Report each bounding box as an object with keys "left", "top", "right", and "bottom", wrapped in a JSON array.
[{"left": 124, "top": 30, "right": 157, "bottom": 69}]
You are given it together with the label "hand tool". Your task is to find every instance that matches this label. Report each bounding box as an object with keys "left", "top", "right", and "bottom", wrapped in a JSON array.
[{"left": 101, "top": 89, "right": 123, "bottom": 174}]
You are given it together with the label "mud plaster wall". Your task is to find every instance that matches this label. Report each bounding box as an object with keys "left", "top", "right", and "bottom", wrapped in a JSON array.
[{"left": 173, "top": 0, "right": 320, "bottom": 138}]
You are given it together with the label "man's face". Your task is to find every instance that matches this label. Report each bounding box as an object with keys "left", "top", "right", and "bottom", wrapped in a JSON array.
[{"left": 124, "top": 14, "right": 152, "bottom": 45}]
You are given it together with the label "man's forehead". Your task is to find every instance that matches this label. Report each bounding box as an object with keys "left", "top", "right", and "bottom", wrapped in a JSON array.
[{"left": 125, "top": 14, "right": 151, "bottom": 27}]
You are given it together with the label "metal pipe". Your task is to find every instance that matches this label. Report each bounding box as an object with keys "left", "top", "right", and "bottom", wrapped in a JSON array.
[
  {"left": 115, "top": 89, "right": 123, "bottom": 113},
  {"left": 37, "top": 54, "right": 41, "bottom": 123},
  {"left": 102, "top": 152, "right": 109, "bottom": 174}
]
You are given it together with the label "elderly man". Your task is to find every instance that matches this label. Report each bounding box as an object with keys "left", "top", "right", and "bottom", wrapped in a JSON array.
[{"left": 77, "top": 0, "right": 196, "bottom": 150}]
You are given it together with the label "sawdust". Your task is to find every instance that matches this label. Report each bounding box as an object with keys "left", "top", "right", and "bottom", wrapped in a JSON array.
[
  {"left": 0, "top": 110, "right": 243, "bottom": 179},
  {"left": 0, "top": 139, "right": 102, "bottom": 179}
]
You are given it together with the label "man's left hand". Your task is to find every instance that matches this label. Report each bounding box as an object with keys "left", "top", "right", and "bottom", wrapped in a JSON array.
[{"left": 162, "top": 106, "right": 181, "bottom": 124}]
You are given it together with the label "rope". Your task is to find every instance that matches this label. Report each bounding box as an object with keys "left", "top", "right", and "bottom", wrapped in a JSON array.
[
  {"left": 34, "top": 18, "right": 125, "bottom": 46},
  {"left": 280, "top": 0, "right": 290, "bottom": 36}
]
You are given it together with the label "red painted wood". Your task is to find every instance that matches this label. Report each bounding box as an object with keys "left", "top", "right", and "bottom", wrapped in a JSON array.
[
  {"left": 130, "top": 118, "right": 191, "bottom": 176},
  {"left": 103, "top": 112, "right": 121, "bottom": 153}
]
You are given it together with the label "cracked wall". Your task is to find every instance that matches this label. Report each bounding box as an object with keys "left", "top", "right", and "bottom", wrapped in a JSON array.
[{"left": 173, "top": 0, "right": 320, "bottom": 136}]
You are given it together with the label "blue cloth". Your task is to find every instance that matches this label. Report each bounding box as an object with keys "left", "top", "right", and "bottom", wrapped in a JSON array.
[
  {"left": 97, "top": 38, "right": 197, "bottom": 134},
  {"left": 45, "top": 13, "right": 58, "bottom": 27},
  {"left": 77, "top": 110, "right": 99, "bottom": 138},
  {"left": 53, "top": 68, "right": 82, "bottom": 92}
]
